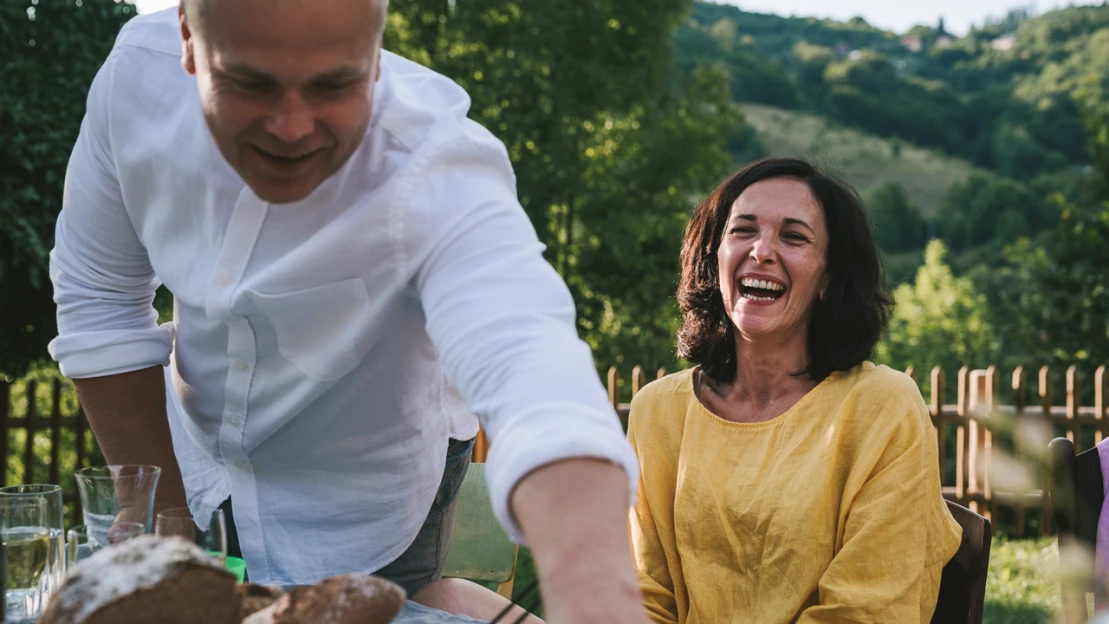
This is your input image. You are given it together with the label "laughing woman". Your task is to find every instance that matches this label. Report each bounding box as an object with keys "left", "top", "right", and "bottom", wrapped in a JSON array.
[{"left": 628, "top": 158, "right": 962, "bottom": 623}]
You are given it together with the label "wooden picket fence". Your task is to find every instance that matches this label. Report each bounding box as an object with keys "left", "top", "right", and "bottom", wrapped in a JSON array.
[{"left": 5, "top": 364, "right": 1108, "bottom": 536}]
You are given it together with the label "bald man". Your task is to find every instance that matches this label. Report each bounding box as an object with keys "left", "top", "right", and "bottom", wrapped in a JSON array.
[{"left": 49, "top": 1, "right": 647, "bottom": 622}]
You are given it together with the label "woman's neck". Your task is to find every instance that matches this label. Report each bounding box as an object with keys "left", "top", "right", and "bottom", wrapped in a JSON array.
[{"left": 717, "top": 331, "right": 814, "bottom": 408}]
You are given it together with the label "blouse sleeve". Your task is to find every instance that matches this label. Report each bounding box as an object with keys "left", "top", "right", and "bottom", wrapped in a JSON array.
[
  {"left": 627, "top": 393, "right": 681, "bottom": 624},
  {"left": 796, "top": 389, "right": 961, "bottom": 623}
]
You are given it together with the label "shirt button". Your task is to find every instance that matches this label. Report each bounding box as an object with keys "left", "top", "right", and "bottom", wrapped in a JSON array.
[
  {"left": 234, "top": 460, "right": 249, "bottom": 470},
  {"left": 228, "top": 416, "right": 242, "bottom": 428},
  {"left": 235, "top": 360, "right": 249, "bottom": 372},
  {"left": 219, "top": 273, "right": 232, "bottom": 286}
]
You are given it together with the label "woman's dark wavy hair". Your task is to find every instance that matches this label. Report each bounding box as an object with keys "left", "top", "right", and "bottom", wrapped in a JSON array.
[{"left": 677, "top": 157, "right": 893, "bottom": 383}]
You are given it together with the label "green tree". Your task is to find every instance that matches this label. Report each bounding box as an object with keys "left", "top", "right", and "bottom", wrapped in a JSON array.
[
  {"left": 385, "top": 1, "right": 742, "bottom": 370},
  {"left": 938, "top": 173, "right": 1045, "bottom": 250},
  {"left": 0, "top": 0, "right": 137, "bottom": 378},
  {"left": 864, "top": 182, "right": 925, "bottom": 252},
  {"left": 1014, "top": 86, "right": 1109, "bottom": 366},
  {"left": 878, "top": 240, "right": 998, "bottom": 382}
]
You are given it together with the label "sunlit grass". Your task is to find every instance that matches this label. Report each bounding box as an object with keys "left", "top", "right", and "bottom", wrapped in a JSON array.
[{"left": 984, "top": 536, "right": 1059, "bottom": 624}]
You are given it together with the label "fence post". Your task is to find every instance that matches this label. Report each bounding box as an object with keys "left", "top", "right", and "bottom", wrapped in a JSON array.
[
  {"left": 0, "top": 380, "right": 9, "bottom": 487},
  {"left": 608, "top": 367, "right": 622, "bottom": 426},
  {"left": 1039, "top": 364, "right": 1053, "bottom": 417},
  {"left": 957, "top": 367, "right": 969, "bottom": 506},
  {"left": 656, "top": 367, "right": 667, "bottom": 380},
  {"left": 631, "top": 366, "right": 647, "bottom": 398},
  {"left": 1067, "top": 365, "right": 1079, "bottom": 449},
  {"left": 49, "top": 379, "right": 63, "bottom": 487},
  {"left": 75, "top": 405, "right": 88, "bottom": 472},
  {"left": 1096, "top": 365, "right": 1107, "bottom": 445},
  {"left": 931, "top": 367, "right": 947, "bottom": 490},
  {"left": 983, "top": 367, "right": 996, "bottom": 522},
  {"left": 23, "top": 380, "right": 38, "bottom": 484}
]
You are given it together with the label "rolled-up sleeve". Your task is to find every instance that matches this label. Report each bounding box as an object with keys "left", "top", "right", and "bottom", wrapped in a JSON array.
[
  {"left": 400, "top": 132, "right": 638, "bottom": 543},
  {"left": 48, "top": 50, "right": 172, "bottom": 379}
]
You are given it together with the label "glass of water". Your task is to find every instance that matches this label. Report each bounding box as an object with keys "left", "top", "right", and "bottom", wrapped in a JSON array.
[
  {"left": 74, "top": 465, "right": 161, "bottom": 547},
  {"left": 0, "top": 485, "right": 65, "bottom": 613},
  {"left": 155, "top": 508, "right": 227, "bottom": 563},
  {"left": 1, "top": 497, "right": 49, "bottom": 623}
]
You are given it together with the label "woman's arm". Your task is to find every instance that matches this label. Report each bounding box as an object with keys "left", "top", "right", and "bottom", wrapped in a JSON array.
[
  {"left": 627, "top": 408, "right": 681, "bottom": 624},
  {"left": 796, "top": 398, "right": 960, "bottom": 623}
]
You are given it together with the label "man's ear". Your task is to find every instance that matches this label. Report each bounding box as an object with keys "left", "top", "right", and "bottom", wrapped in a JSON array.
[{"left": 180, "top": 6, "right": 197, "bottom": 76}]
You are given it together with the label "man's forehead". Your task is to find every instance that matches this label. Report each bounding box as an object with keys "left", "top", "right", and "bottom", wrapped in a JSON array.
[{"left": 186, "top": 0, "right": 388, "bottom": 30}]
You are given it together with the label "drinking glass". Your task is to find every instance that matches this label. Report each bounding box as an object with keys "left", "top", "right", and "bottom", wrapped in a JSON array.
[
  {"left": 0, "top": 485, "right": 66, "bottom": 599},
  {"left": 65, "top": 522, "right": 143, "bottom": 571},
  {"left": 74, "top": 465, "right": 161, "bottom": 547},
  {"left": 155, "top": 508, "right": 227, "bottom": 563},
  {"left": 1, "top": 497, "right": 49, "bottom": 623}
]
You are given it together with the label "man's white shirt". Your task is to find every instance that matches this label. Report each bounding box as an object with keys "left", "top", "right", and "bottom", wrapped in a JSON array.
[{"left": 49, "top": 8, "right": 637, "bottom": 585}]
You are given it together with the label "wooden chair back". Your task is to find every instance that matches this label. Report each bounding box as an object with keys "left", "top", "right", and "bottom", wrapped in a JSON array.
[
  {"left": 1047, "top": 436, "right": 1105, "bottom": 624},
  {"left": 442, "top": 462, "right": 518, "bottom": 598},
  {"left": 932, "top": 500, "right": 992, "bottom": 624}
]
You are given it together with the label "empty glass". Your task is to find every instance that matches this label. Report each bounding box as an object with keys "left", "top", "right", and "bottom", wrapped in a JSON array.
[
  {"left": 155, "top": 508, "right": 227, "bottom": 563},
  {"left": 65, "top": 522, "right": 143, "bottom": 571},
  {"left": 1, "top": 497, "right": 49, "bottom": 623},
  {"left": 0, "top": 485, "right": 66, "bottom": 598},
  {"left": 75, "top": 465, "right": 161, "bottom": 547}
]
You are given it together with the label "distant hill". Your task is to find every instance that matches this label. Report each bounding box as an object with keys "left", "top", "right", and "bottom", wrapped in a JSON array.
[
  {"left": 739, "top": 103, "right": 981, "bottom": 216},
  {"left": 677, "top": 1, "right": 1109, "bottom": 180}
]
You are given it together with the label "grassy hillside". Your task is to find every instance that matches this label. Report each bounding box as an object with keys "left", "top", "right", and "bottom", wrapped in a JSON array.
[{"left": 740, "top": 103, "right": 982, "bottom": 216}]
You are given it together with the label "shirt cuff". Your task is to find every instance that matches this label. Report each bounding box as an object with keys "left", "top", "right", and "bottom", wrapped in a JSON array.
[
  {"left": 48, "top": 324, "right": 175, "bottom": 379},
  {"left": 484, "top": 404, "right": 639, "bottom": 544}
]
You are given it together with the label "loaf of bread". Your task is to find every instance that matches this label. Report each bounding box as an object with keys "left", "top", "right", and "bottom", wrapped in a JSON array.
[
  {"left": 238, "top": 583, "right": 285, "bottom": 619},
  {"left": 39, "top": 535, "right": 241, "bottom": 624},
  {"left": 243, "top": 574, "right": 406, "bottom": 624}
]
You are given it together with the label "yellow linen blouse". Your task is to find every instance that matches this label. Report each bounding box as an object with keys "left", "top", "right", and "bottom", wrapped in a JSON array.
[{"left": 628, "top": 363, "right": 962, "bottom": 623}]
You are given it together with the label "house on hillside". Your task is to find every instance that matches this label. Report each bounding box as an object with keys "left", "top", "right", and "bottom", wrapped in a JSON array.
[
  {"left": 991, "top": 35, "right": 1016, "bottom": 51},
  {"left": 935, "top": 35, "right": 954, "bottom": 49},
  {"left": 900, "top": 35, "right": 923, "bottom": 52}
]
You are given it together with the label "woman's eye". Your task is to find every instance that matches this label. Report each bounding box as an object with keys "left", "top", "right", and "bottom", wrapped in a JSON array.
[
  {"left": 731, "top": 227, "right": 756, "bottom": 235},
  {"left": 784, "top": 232, "right": 808, "bottom": 242}
]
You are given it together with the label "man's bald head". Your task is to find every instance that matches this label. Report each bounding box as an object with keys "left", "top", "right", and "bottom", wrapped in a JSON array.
[
  {"left": 181, "top": 0, "right": 388, "bottom": 38},
  {"left": 179, "top": 0, "right": 389, "bottom": 203}
]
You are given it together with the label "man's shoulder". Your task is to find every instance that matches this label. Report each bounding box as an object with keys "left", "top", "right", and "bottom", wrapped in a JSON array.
[
  {"left": 376, "top": 51, "right": 505, "bottom": 163},
  {"left": 112, "top": 8, "right": 183, "bottom": 59}
]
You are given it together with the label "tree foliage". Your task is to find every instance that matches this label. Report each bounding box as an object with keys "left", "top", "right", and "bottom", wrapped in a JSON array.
[
  {"left": 385, "top": 0, "right": 743, "bottom": 370},
  {"left": 0, "top": 0, "right": 136, "bottom": 378},
  {"left": 1010, "top": 87, "right": 1109, "bottom": 366},
  {"left": 878, "top": 240, "right": 998, "bottom": 379},
  {"left": 864, "top": 182, "right": 925, "bottom": 253}
]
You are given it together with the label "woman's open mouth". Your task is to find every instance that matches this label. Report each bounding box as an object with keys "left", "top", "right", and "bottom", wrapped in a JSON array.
[{"left": 740, "top": 277, "right": 786, "bottom": 302}]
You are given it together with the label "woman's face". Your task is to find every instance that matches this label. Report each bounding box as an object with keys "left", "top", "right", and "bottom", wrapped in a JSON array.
[{"left": 717, "top": 178, "right": 829, "bottom": 344}]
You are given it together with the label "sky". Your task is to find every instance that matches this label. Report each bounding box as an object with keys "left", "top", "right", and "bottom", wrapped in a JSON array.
[
  {"left": 718, "top": 0, "right": 1103, "bottom": 35},
  {"left": 132, "top": 0, "right": 1103, "bottom": 35}
]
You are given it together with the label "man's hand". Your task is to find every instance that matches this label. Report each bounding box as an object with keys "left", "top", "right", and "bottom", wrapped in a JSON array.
[{"left": 511, "top": 458, "right": 649, "bottom": 624}]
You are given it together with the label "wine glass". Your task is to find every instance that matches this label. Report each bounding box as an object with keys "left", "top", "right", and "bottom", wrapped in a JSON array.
[{"left": 1, "top": 497, "right": 49, "bottom": 623}]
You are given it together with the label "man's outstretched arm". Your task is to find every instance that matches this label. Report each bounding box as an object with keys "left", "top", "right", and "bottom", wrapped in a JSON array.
[
  {"left": 513, "top": 459, "right": 648, "bottom": 623},
  {"left": 73, "top": 367, "right": 188, "bottom": 513}
]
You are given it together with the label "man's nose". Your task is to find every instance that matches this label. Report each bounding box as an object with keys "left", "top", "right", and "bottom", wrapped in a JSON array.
[{"left": 266, "top": 92, "right": 315, "bottom": 143}]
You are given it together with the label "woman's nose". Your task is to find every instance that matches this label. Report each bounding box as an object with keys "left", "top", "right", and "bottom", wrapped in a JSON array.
[{"left": 749, "top": 236, "right": 777, "bottom": 264}]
